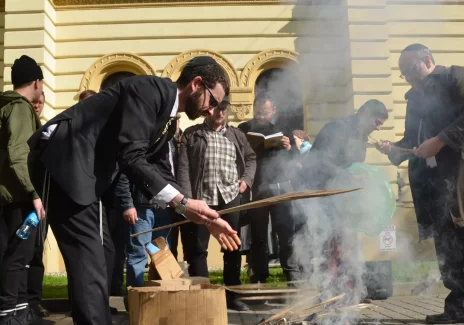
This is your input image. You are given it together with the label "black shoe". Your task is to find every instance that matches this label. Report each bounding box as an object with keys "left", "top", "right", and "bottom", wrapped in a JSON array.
[
  {"left": 16, "top": 306, "right": 40, "bottom": 325},
  {"left": 110, "top": 307, "right": 118, "bottom": 315},
  {"left": 426, "top": 313, "right": 464, "bottom": 324},
  {"left": 123, "top": 296, "right": 129, "bottom": 312},
  {"left": 250, "top": 277, "right": 267, "bottom": 284},
  {"left": 226, "top": 297, "right": 250, "bottom": 311},
  {"left": 0, "top": 314, "right": 25, "bottom": 325},
  {"left": 30, "top": 304, "right": 49, "bottom": 318}
]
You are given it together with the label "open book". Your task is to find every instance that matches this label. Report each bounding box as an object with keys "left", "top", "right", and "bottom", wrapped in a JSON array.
[{"left": 246, "top": 132, "right": 283, "bottom": 149}]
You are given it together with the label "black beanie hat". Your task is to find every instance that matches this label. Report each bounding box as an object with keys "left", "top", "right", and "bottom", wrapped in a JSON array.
[
  {"left": 184, "top": 56, "right": 218, "bottom": 70},
  {"left": 11, "top": 55, "right": 43, "bottom": 88}
]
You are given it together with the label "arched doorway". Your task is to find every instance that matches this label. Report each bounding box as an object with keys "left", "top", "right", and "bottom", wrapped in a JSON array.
[
  {"left": 254, "top": 68, "right": 304, "bottom": 130},
  {"left": 101, "top": 71, "right": 136, "bottom": 90}
]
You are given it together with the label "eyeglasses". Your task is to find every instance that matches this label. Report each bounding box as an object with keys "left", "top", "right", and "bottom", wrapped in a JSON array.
[
  {"left": 215, "top": 101, "right": 229, "bottom": 111},
  {"left": 374, "top": 119, "right": 384, "bottom": 127},
  {"left": 399, "top": 61, "right": 421, "bottom": 80},
  {"left": 202, "top": 82, "right": 219, "bottom": 109}
]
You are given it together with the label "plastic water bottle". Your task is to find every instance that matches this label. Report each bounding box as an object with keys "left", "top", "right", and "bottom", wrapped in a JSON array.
[
  {"left": 16, "top": 212, "right": 39, "bottom": 240},
  {"left": 145, "top": 242, "right": 160, "bottom": 255}
]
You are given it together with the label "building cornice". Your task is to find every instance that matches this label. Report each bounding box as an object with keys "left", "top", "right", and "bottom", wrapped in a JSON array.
[{"left": 50, "top": 0, "right": 297, "bottom": 9}]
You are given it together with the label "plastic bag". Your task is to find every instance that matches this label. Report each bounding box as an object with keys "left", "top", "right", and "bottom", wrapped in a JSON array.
[{"left": 342, "top": 162, "right": 396, "bottom": 236}]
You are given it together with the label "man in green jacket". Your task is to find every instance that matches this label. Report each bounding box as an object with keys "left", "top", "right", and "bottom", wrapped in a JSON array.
[{"left": 0, "top": 55, "right": 45, "bottom": 325}]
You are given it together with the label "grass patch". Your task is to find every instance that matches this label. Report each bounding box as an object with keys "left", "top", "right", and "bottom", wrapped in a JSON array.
[{"left": 42, "top": 261, "right": 440, "bottom": 299}]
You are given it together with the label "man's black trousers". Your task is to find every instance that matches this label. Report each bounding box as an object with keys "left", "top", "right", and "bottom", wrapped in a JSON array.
[
  {"left": 0, "top": 203, "right": 37, "bottom": 316},
  {"left": 27, "top": 218, "right": 48, "bottom": 309},
  {"left": 434, "top": 224, "right": 464, "bottom": 318},
  {"left": 181, "top": 194, "right": 242, "bottom": 286},
  {"left": 46, "top": 178, "right": 113, "bottom": 325},
  {"left": 249, "top": 181, "right": 300, "bottom": 283}
]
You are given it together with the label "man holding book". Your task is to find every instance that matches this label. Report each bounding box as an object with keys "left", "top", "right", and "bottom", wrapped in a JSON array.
[{"left": 238, "top": 91, "right": 301, "bottom": 284}]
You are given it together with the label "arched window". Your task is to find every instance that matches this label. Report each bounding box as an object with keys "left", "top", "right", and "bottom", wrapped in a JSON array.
[{"left": 101, "top": 71, "right": 136, "bottom": 90}]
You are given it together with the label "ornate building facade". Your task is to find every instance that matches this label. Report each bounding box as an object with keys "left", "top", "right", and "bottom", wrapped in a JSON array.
[{"left": 1, "top": 0, "right": 463, "bottom": 271}]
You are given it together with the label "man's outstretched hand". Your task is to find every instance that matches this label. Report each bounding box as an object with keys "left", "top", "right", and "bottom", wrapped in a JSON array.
[
  {"left": 207, "top": 218, "right": 241, "bottom": 251},
  {"left": 170, "top": 194, "right": 241, "bottom": 251}
]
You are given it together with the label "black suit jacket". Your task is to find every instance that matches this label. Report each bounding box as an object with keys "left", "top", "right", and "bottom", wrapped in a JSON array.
[{"left": 28, "top": 75, "right": 180, "bottom": 206}]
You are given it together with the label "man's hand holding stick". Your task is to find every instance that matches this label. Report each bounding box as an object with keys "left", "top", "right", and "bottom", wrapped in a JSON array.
[{"left": 131, "top": 189, "right": 361, "bottom": 251}]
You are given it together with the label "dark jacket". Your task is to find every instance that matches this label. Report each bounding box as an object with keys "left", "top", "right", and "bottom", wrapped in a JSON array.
[
  {"left": 28, "top": 75, "right": 180, "bottom": 206},
  {"left": 238, "top": 118, "right": 297, "bottom": 188},
  {"left": 177, "top": 123, "right": 256, "bottom": 199},
  {"left": 298, "top": 114, "right": 368, "bottom": 190},
  {"left": 387, "top": 65, "right": 464, "bottom": 238},
  {"left": 111, "top": 135, "right": 182, "bottom": 210},
  {"left": 0, "top": 91, "right": 41, "bottom": 205}
]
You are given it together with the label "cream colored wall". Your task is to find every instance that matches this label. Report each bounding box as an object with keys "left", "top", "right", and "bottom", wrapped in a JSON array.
[
  {"left": 345, "top": 0, "right": 464, "bottom": 262},
  {"left": 4, "top": 0, "right": 457, "bottom": 272}
]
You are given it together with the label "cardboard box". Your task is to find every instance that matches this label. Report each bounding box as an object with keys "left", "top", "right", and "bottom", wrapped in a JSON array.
[
  {"left": 147, "top": 237, "right": 184, "bottom": 280},
  {"left": 144, "top": 277, "right": 210, "bottom": 290},
  {"left": 128, "top": 284, "right": 228, "bottom": 325}
]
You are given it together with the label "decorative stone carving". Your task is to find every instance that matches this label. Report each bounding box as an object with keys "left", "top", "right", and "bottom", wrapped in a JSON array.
[
  {"left": 79, "top": 52, "right": 155, "bottom": 92},
  {"left": 51, "top": 0, "right": 285, "bottom": 7},
  {"left": 230, "top": 103, "right": 252, "bottom": 120},
  {"left": 240, "top": 48, "right": 299, "bottom": 88},
  {"left": 161, "top": 49, "right": 240, "bottom": 88}
]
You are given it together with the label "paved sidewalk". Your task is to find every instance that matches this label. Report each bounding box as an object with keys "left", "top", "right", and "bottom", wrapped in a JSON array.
[{"left": 37, "top": 293, "right": 464, "bottom": 325}]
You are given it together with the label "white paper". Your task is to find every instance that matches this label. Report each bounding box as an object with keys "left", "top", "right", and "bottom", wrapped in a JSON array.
[
  {"left": 426, "top": 156, "right": 437, "bottom": 168},
  {"left": 379, "top": 225, "right": 396, "bottom": 251}
]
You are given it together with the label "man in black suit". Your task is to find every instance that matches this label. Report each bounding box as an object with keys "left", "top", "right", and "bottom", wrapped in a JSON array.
[{"left": 27, "top": 56, "right": 241, "bottom": 325}]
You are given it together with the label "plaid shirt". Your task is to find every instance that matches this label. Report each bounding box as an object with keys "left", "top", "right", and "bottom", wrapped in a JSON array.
[{"left": 202, "top": 121, "right": 240, "bottom": 205}]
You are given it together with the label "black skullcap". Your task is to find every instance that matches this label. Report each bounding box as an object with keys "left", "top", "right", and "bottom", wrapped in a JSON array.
[
  {"left": 184, "top": 56, "right": 218, "bottom": 70},
  {"left": 11, "top": 55, "right": 43, "bottom": 88},
  {"left": 401, "top": 43, "right": 430, "bottom": 53}
]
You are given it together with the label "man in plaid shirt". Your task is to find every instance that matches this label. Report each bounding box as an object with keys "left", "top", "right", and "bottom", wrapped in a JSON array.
[{"left": 178, "top": 97, "right": 256, "bottom": 311}]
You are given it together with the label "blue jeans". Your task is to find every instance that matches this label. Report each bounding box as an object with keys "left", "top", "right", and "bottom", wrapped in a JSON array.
[{"left": 125, "top": 207, "right": 172, "bottom": 288}]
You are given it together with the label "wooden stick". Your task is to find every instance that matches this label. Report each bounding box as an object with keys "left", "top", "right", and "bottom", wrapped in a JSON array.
[
  {"left": 285, "top": 293, "right": 346, "bottom": 322},
  {"left": 239, "top": 294, "right": 307, "bottom": 301},
  {"left": 226, "top": 288, "right": 315, "bottom": 294},
  {"left": 130, "top": 188, "right": 360, "bottom": 238},
  {"left": 260, "top": 294, "right": 321, "bottom": 324},
  {"left": 225, "top": 280, "right": 310, "bottom": 289}
]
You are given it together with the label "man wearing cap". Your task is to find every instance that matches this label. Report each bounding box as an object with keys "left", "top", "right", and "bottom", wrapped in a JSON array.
[
  {"left": 178, "top": 97, "right": 256, "bottom": 311},
  {"left": 377, "top": 44, "right": 464, "bottom": 324},
  {"left": 27, "top": 56, "right": 241, "bottom": 325},
  {"left": 0, "top": 55, "right": 45, "bottom": 324}
]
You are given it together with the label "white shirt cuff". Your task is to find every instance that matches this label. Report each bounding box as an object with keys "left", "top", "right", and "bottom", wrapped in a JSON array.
[
  {"left": 41, "top": 124, "right": 57, "bottom": 140},
  {"left": 156, "top": 184, "right": 179, "bottom": 203}
]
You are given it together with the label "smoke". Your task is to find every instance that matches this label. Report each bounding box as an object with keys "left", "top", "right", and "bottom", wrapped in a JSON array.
[{"left": 252, "top": 1, "right": 405, "bottom": 324}]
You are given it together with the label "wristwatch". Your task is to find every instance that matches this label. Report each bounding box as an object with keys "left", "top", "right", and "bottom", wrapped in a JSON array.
[{"left": 174, "top": 196, "right": 189, "bottom": 216}]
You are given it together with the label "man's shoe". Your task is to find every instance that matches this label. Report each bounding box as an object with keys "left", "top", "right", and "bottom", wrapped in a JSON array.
[
  {"left": 30, "top": 304, "right": 50, "bottom": 318},
  {"left": 426, "top": 313, "right": 464, "bottom": 324},
  {"left": 16, "top": 306, "right": 41, "bottom": 325},
  {"left": 123, "top": 296, "right": 129, "bottom": 312},
  {"left": 110, "top": 307, "right": 118, "bottom": 315},
  {"left": 226, "top": 297, "right": 250, "bottom": 311},
  {"left": 0, "top": 315, "right": 25, "bottom": 325}
]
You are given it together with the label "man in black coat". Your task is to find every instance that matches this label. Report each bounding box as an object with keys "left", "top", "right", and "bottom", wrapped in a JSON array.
[
  {"left": 378, "top": 44, "right": 464, "bottom": 324},
  {"left": 27, "top": 57, "right": 240, "bottom": 325}
]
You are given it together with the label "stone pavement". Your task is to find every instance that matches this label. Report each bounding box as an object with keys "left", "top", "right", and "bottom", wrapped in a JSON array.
[{"left": 37, "top": 293, "right": 464, "bottom": 325}]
